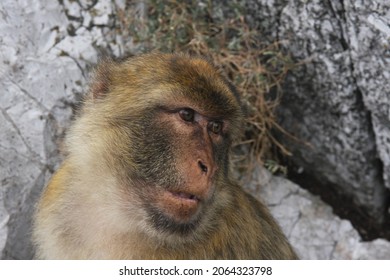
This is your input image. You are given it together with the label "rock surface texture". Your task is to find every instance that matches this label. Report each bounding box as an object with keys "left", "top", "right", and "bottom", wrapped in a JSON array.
[
  {"left": 248, "top": 168, "right": 390, "bottom": 259},
  {"left": 0, "top": 0, "right": 389, "bottom": 259},
  {"left": 246, "top": 0, "right": 390, "bottom": 227}
]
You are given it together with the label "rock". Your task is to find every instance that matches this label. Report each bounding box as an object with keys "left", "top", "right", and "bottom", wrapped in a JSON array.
[
  {"left": 245, "top": 0, "right": 390, "bottom": 225},
  {"left": 246, "top": 167, "right": 390, "bottom": 259},
  {"left": 0, "top": 191, "right": 9, "bottom": 255}
]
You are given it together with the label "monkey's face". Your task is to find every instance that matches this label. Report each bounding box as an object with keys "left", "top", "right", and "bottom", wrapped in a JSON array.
[
  {"left": 130, "top": 103, "right": 234, "bottom": 236},
  {"left": 90, "top": 54, "right": 243, "bottom": 237}
]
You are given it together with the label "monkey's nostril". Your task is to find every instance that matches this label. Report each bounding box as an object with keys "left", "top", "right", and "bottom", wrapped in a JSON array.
[{"left": 198, "top": 161, "right": 208, "bottom": 173}]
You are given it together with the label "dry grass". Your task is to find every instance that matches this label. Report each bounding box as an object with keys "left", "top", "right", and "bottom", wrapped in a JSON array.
[{"left": 117, "top": 0, "right": 295, "bottom": 176}]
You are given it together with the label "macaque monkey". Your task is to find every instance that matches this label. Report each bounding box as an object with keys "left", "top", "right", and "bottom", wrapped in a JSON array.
[{"left": 33, "top": 53, "right": 298, "bottom": 259}]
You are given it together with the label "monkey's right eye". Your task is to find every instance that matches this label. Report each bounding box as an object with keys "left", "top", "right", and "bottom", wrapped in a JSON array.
[{"left": 179, "top": 108, "right": 195, "bottom": 122}]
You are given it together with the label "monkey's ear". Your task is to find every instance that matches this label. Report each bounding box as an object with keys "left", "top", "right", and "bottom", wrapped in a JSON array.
[{"left": 89, "top": 58, "right": 115, "bottom": 99}]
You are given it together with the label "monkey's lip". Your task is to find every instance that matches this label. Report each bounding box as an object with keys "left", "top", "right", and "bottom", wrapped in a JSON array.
[
  {"left": 155, "top": 189, "right": 203, "bottom": 222},
  {"left": 168, "top": 191, "right": 201, "bottom": 202},
  {"left": 162, "top": 189, "right": 201, "bottom": 213}
]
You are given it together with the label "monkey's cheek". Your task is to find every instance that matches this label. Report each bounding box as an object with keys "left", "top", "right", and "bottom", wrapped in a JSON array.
[{"left": 157, "top": 191, "right": 201, "bottom": 223}]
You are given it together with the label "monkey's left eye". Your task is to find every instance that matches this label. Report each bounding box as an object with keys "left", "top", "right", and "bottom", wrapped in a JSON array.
[
  {"left": 208, "top": 121, "right": 223, "bottom": 134},
  {"left": 179, "top": 108, "right": 195, "bottom": 122}
]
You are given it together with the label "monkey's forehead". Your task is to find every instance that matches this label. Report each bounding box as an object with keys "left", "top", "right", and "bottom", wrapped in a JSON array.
[{"left": 120, "top": 53, "right": 243, "bottom": 116}]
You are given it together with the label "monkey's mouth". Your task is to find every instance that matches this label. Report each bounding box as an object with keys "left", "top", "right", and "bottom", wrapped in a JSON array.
[
  {"left": 156, "top": 189, "right": 202, "bottom": 223},
  {"left": 169, "top": 191, "right": 200, "bottom": 202}
]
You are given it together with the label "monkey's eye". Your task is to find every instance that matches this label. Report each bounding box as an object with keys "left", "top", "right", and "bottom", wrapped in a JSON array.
[
  {"left": 179, "top": 108, "right": 195, "bottom": 122},
  {"left": 208, "top": 120, "right": 223, "bottom": 134}
]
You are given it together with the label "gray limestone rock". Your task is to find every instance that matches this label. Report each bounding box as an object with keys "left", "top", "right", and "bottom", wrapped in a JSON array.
[
  {"left": 246, "top": 167, "right": 390, "bottom": 259},
  {"left": 246, "top": 0, "right": 390, "bottom": 224}
]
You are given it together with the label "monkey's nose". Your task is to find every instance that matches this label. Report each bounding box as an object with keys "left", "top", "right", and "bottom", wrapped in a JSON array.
[{"left": 198, "top": 160, "right": 208, "bottom": 174}]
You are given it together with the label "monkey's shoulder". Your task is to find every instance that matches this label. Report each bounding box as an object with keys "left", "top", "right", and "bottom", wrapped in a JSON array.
[
  {"left": 215, "top": 186, "right": 298, "bottom": 259},
  {"left": 38, "top": 161, "right": 74, "bottom": 209}
]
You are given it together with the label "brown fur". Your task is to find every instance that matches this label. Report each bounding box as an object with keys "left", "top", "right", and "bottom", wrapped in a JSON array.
[{"left": 33, "top": 53, "right": 298, "bottom": 259}]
